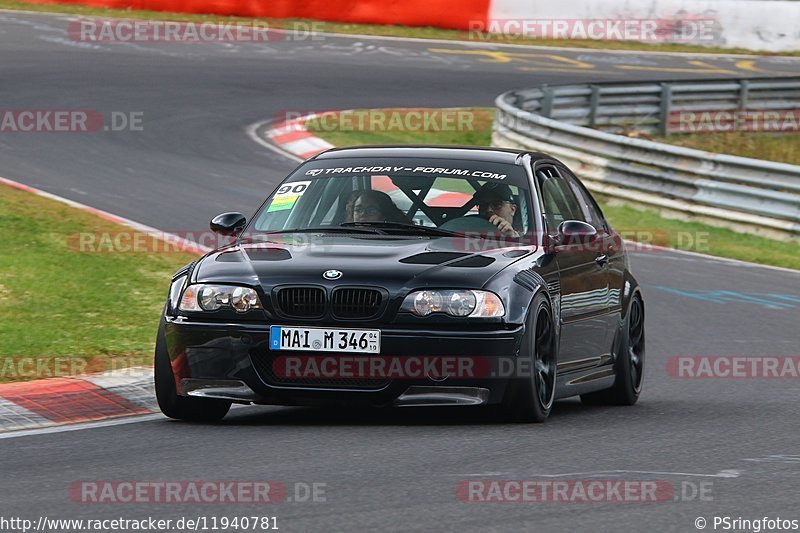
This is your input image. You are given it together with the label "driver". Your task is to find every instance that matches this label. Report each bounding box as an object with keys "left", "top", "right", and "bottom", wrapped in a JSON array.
[{"left": 472, "top": 183, "right": 519, "bottom": 237}]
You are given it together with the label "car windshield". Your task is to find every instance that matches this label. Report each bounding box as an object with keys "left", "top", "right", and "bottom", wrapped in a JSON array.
[{"left": 247, "top": 157, "right": 533, "bottom": 239}]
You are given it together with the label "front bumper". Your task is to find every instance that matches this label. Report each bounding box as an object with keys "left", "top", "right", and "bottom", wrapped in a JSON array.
[{"left": 164, "top": 317, "right": 524, "bottom": 407}]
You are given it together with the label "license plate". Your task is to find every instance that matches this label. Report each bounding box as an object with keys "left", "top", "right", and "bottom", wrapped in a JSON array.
[{"left": 269, "top": 326, "right": 381, "bottom": 354}]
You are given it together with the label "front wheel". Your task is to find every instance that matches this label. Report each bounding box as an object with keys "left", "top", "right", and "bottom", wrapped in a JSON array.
[
  {"left": 581, "top": 293, "right": 645, "bottom": 406},
  {"left": 499, "top": 293, "right": 557, "bottom": 423},
  {"left": 154, "top": 318, "right": 231, "bottom": 422}
]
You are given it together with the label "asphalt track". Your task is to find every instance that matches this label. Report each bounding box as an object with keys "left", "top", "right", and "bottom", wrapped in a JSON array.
[{"left": 1, "top": 10, "right": 800, "bottom": 533}]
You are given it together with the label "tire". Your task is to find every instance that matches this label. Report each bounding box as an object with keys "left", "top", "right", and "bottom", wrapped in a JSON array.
[
  {"left": 499, "top": 293, "right": 557, "bottom": 423},
  {"left": 154, "top": 318, "right": 231, "bottom": 422},
  {"left": 580, "top": 293, "right": 645, "bottom": 406}
]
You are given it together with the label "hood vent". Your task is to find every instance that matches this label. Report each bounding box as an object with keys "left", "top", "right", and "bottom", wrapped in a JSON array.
[
  {"left": 246, "top": 248, "right": 292, "bottom": 261},
  {"left": 215, "top": 251, "right": 244, "bottom": 262},
  {"left": 400, "top": 252, "right": 469, "bottom": 265},
  {"left": 449, "top": 255, "right": 495, "bottom": 268}
]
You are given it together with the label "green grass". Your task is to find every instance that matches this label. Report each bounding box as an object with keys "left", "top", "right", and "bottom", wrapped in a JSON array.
[
  {"left": 597, "top": 199, "right": 800, "bottom": 270},
  {"left": 2, "top": 0, "right": 798, "bottom": 56},
  {"left": 0, "top": 183, "right": 195, "bottom": 382},
  {"left": 305, "top": 108, "right": 494, "bottom": 147},
  {"left": 653, "top": 132, "right": 800, "bottom": 166},
  {"left": 311, "top": 107, "right": 800, "bottom": 270}
]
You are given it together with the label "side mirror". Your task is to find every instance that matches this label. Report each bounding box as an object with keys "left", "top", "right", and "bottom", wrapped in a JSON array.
[
  {"left": 210, "top": 212, "right": 246, "bottom": 236},
  {"left": 554, "top": 220, "right": 597, "bottom": 246}
]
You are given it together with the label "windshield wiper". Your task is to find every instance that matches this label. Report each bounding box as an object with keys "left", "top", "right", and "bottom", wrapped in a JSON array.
[{"left": 339, "top": 221, "right": 464, "bottom": 237}]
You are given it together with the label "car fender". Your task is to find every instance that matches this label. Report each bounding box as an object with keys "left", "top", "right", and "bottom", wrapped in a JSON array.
[
  {"left": 620, "top": 270, "right": 643, "bottom": 324},
  {"left": 485, "top": 264, "right": 562, "bottom": 359}
]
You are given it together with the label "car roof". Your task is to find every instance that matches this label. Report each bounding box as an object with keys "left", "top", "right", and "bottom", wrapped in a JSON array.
[{"left": 310, "top": 145, "right": 552, "bottom": 165}]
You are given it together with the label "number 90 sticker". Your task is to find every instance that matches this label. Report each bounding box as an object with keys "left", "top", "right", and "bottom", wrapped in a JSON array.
[{"left": 267, "top": 181, "right": 311, "bottom": 212}]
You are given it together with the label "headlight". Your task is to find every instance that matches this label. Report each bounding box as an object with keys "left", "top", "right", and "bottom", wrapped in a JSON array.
[
  {"left": 400, "top": 290, "right": 504, "bottom": 318},
  {"left": 179, "top": 284, "right": 262, "bottom": 313}
]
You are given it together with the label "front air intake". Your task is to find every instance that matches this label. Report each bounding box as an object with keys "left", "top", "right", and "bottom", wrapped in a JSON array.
[{"left": 274, "top": 287, "right": 325, "bottom": 318}]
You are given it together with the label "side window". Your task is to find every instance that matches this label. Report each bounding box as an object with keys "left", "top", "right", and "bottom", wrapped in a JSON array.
[
  {"left": 559, "top": 167, "right": 608, "bottom": 232},
  {"left": 535, "top": 165, "right": 586, "bottom": 232}
]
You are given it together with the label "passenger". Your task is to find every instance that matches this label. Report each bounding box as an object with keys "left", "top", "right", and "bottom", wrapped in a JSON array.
[{"left": 345, "top": 190, "right": 408, "bottom": 223}]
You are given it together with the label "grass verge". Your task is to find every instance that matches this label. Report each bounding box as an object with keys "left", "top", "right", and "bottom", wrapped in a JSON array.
[
  {"left": 596, "top": 199, "right": 800, "bottom": 270},
  {"left": 0, "top": 183, "right": 195, "bottom": 382},
  {"left": 309, "top": 107, "right": 800, "bottom": 270},
  {"left": 653, "top": 132, "right": 800, "bottom": 166},
  {"left": 1, "top": 0, "right": 796, "bottom": 56}
]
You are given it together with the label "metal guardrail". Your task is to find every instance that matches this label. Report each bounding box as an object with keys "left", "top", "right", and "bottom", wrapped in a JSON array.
[{"left": 493, "top": 78, "right": 800, "bottom": 242}]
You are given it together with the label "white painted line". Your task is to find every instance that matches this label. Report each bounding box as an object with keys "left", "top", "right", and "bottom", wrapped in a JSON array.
[
  {"left": 295, "top": 30, "right": 798, "bottom": 59},
  {"left": 527, "top": 469, "right": 742, "bottom": 478},
  {"left": 451, "top": 469, "right": 741, "bottom": 478},
  {"left": 0, "top": 413, "right": 164, "bottom": 440}
]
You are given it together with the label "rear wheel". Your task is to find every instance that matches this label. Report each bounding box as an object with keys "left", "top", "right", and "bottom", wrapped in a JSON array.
[
  {"left": 154, "top": 318, "right": 231, "bottom": 422},
  {"left": 499, "top": 294, "right": 557, "bottom": 423},
  {"left": 581, "top": 293, "right": 645, "bottom": 406}
]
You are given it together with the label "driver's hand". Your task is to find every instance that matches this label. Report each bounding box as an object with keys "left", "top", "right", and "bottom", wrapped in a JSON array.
[{"left": 489, "top": 215, "right": 519, "bottom": 237}]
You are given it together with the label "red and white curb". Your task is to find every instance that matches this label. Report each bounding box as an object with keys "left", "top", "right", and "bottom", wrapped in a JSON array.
[
  {"left": 265, "top": 113, "right": 335, "bottom": 161},
  {"left": 0, "top": 368, "right": 155, "bottom": 432},
  {"left": 0, "top": 176, "right": 204, "bottom": 433}
]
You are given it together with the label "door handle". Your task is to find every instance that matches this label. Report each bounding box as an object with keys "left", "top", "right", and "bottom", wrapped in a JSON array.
[{"left": 595, "top": 254, "right": 608, "bottom": 266}]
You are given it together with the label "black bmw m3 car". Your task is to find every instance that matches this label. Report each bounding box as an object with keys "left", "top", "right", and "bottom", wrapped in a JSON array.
[{"left": 155, "top": 146, "right": 645, "bottom": 423}]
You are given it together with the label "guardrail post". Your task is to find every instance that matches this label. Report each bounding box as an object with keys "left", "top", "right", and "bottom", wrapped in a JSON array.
[
  {"left": 589, "top": 85, "right": 600, "bottom": 128},
  {"left": 659, "top": 83, "right": 672, "bottom": 136},
  {"left": 541, "top": 87, "right": 554, "bottom": 118},
  {"left": 739, "top": 80, "right": 750, "bottom": 110}
]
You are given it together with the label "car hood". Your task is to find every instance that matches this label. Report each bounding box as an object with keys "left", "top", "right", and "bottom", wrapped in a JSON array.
[{"left": 193, "top": 234, "right": 536, "bottom": 292}]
